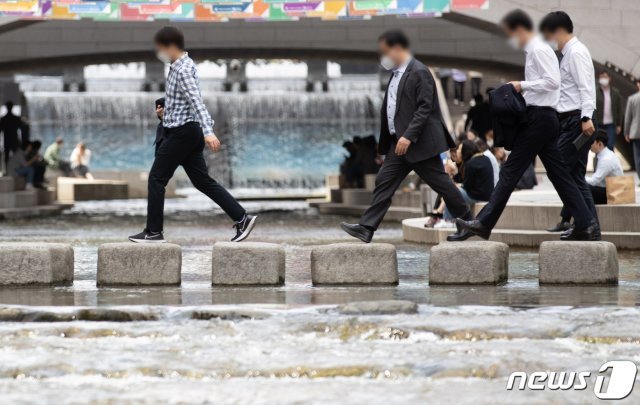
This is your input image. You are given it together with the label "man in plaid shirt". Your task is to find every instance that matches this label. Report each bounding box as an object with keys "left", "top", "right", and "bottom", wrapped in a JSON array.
[{"left": 129, "top": 26, "right": 257, "bottom": 243}]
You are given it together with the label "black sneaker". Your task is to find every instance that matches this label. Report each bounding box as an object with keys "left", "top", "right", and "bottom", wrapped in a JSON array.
[
  {"left": 128, "top": 230, "right": 166, "bottom": 243},
  {"left": 231, "top": 215, "right": 257, "bottom": 242}
]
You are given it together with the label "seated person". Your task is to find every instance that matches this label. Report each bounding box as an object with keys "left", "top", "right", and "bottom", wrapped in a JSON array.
[
  {"left": 8, "top": 142, "right": 40, "bottom": 190},
  {"left": 70, "top": 142, "right": 93, "bottom": 179},
  {"left": 439, "top": 140, "right": 495, "bottom": 228},
  {"left": 549, "top": 131, "right": 623, "bottom": 231},
  {"left": 586, "top": 131, "right": 624, "bottom": 204},
  {"left": 44, "top": 136, "right": 73, "bottom": 176},
  {"left": 25, "top": 140, "right": 47, "bottom": 188}
]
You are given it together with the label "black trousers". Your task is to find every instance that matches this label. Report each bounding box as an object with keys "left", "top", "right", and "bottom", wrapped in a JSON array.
[
  {"left": 146, "top": 122, "right": 245, "bottom": 232},
  {"left": 557, "top": 115, "right": 598, "bottom": 223},
  {"left": 477, "top": 108, "right": 593, "bottom": 230},
  {"left": 360, "top": 145, "right": 469, "bottom": 230},
  {"left": 591, "top": 185, "right": 607, "bottom": 205}
]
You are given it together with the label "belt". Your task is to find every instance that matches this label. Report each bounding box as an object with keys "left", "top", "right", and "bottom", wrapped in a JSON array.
[
  {"left": 527, "top": 106, "right": 557, "bottom": 113},
  {"left": 557, "top": 110, "right": 581, "bottom": 121}
]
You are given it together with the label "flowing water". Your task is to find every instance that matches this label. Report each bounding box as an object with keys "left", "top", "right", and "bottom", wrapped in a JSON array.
[
  {"left": 25, "top": 91, "right": 380, "bottom": 188},
  {"left": 1, "top": 198, "right": 639, "bottom": 403}
]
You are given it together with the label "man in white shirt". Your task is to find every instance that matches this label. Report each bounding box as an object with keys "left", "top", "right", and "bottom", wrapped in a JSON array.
[
  {"left": 450, "top": 9, "right": 597, "bottom": 242},
  {"left": 539, "top": 11, "right": 600, "bottom": 237}
]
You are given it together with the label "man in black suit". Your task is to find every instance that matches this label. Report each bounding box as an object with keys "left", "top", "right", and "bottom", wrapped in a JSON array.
[{"left": 341, "top": 30, "right": 471, "bottom": 243}]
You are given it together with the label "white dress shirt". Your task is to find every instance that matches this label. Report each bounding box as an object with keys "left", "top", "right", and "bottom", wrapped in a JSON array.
[
  {"left": 386, "top": 57, "right": 411, "bottom": 136},
  {"left": 557, "top": 37, "right": 596, "bottom": 118},
  {"left": 483, "top": 149, "right": 500, "bottom": 186},
  {"left": 602, "top": 86, "right": 613, "bottom": 125},
  {"left": 586, "top": 147, "right": 623, "bottom": 188},
  {"left": 520, "top": 35, "right": 561, "bottom": 108}
]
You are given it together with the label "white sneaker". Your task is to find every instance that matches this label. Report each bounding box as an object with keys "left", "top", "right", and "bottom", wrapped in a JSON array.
[
  {"left": 25, "top": 183, "right": 34, "bottom": 190},
  {"left": 434, "top": 220, "right": 456, "bottom": 229}
]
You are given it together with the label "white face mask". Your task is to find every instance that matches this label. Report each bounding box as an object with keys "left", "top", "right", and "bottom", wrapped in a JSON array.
[
  {"left": 380, "top": 55, "right": 396, "bottom": 71},
  {"left": 487, "top": 139, "right": 494, "bottom": 148},
  {"left": 547, "top": 40, "right": 559, "bottom": 51},
  {"left": 156, "top": 51, "right": 171, "bottom": 64},
  {"left": 599, "top": 78, "right": 610, "bottom": 87},
  {"left": 507, "top": 36, "right": 521, "bottom": 50}
]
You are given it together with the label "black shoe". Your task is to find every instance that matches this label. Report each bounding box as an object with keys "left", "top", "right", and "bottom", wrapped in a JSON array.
[
  {"left": 231, "top": 215, "right": 257, "bottom": 242},
  {"left": 341, "top": 222, "right": 373, "bottom": 243},
  {"left": 129, "top": 229, "right": 165, "bottom": 243},
  {"left": 560, "top": 221, "right": 600, "bottom": 241},
  {"left": 447, "top": 219, "right": 491, "bottom": 242},
  {"left": 547, "top": 221, "right": 571, "bottom": 233}
]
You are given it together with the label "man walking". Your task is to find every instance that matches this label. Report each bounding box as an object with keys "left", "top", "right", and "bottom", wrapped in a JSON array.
[
  {"left": 449, "top": 9, "right": 598, "bottom": 242},
  {"left": 624, "top": 79, "right": 640, "bottom": 180},
  {"left": 341, "top": 30, "right": 471, "bottom": 243},
  {"left": 596, "top": 71, "right": 623, "bottom": 151},
  {"left": 0, "top": 101, "right": 23, "bottom": 169},
  {"left": 539, "top": 11, "right": 600, "bottom": 238},
  {"left": 129, "top": 26, "right": 256, "bottom": 243}
]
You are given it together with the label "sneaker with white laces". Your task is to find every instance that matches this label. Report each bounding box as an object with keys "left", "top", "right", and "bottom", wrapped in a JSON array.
[
  {"left": 434, "top": 219, "right": 456, "bottom": 229},
  {"left": 231, "top": 215, "right": 257, "bottom": 242},
  {"left": 128, "top": 229, "right": 166, "bottom": 243}
]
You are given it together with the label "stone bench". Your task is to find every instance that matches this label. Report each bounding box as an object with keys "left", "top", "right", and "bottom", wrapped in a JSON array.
[
  {"left": 539, "top": 241, "right": 618, "bottom": 284},
  {"left": 0, "top": 176, "right": 14, "bottom": 192},
  {"left": 0, "top": 243, "right": 74, "bottom": 286},
  {"left": 57, "top": 177, "right": 128, "bottom": 203},
  {"left": 212, "top": 242, "right": 285, "bottom": 286},
  {"left": 310, "top": 243, "right": 398, "bottom": 285},
  {"left": 429, "top": 241, "right": 509, "bottom": 285},
  {"left": 97, "top": 243, "right": 182, "bottom": 286}
]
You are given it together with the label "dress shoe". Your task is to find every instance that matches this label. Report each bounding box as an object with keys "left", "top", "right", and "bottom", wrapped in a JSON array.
[
  {"left": 560, "top": 221, "right": 600, "bottom": 241},
  {"left": 341, "top": 222, "right": 373, "bottom": 243},
  {"left": 447, "top": 219, "right": 491, "bottom": 242},
  {"left": 546, "top": 221, "right": 571, "bottom": 233}
]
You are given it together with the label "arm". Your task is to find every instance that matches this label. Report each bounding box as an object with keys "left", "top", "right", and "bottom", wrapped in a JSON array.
[
  {"left": 586, "top": 157, "right": 608, "bottom": 187},
  {"left": 624, "top": 98, "right": 634, "bottom": 138},
  {"left": 570, "top": 50, "right": 596, "bottom": 118},
  {"left": 520, "top": 48, "right": 561, "bottom": 93},
  {"left": 177, "top": 67, "right": 214, "bottom": 137},
  {"left": 402, "top": 69, "right": 435, "bottom": 143}
]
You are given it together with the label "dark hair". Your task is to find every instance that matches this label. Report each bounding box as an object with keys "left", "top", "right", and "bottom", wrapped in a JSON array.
[
  {"left": 501, "top": 9, "right": 533, "bottom": 31},
  {"left": 539, "top": 11, "right": 574, "bottom": 34},
  {"left": 378, "top": 30, "right": 410, "bottom": 49},
  {"left": 474, "top": 137, "right": 488, "bottom": 152},
  {"left": 473, "top": 94, "right": 484, "bottom": 105},
  {"left": 594, "top": 130, "right": 608, "bottom": 147},
  {"left": 599, "top": 71, "right": 610, "bottom": 77},
  {"left": 460, "top": 139, "right": 479, "bottom": 163},
  {"left": 154, "top": 26, "right": 185, "bottom": 50},
  {"left": 31, "top": 140, "right": 42, "bottom": 150},
  {"left": 155, "top": 97, "right": 165, "bottom": 108}
]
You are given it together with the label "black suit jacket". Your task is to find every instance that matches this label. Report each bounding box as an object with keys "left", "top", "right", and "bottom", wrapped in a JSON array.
[
  {"left": 488, "top": 83, "right": 527, "bottom": 151},
  {"left": 379, "top": 59, "right": 455, "bottom": 163}
]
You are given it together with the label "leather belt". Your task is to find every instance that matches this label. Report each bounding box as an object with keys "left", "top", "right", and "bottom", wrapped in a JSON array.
[{"left": 557, "top": 110, "right": 581, "bottom": 121}]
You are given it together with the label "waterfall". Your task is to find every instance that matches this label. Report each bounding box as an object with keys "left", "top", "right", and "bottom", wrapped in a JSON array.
[{"left": 25, "top": 91, "right": 381, "bottom": 188}]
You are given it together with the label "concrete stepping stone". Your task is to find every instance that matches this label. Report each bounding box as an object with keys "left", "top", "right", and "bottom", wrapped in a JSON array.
[
  {"left": 0, "top": 176, "right": 14, "bottom": 192},
  {"left": 429, "top": 241, "right": 509, "bottom": 285},
  {"left": 0, "top": 243, "right": 74, "bottom": 286},
  {"left": 539, "top": 241, "right": 618, "bottom": 284},
  {"left": 97, "top": 243, "right": 181, "bottom": 286},
  {"left": 212, "top": 242, "right": 285, "bottom": 286},
  {"left": 310, "top": 243, "right": 398, "bottom": 285}
]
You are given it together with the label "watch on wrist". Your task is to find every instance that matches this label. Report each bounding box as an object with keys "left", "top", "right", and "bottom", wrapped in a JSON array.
[{"left": 581, "top": 117, "right": 591, "bottom": 123}]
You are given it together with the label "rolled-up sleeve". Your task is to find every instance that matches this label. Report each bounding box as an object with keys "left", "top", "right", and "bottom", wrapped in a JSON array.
[{"left": 177, "top": 67, "right": 214, "bottom": 136}]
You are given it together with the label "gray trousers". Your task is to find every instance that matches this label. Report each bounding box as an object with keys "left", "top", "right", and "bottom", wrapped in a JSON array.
[{"left": 360, "top": 147, "right": 469, "bottom": 230}]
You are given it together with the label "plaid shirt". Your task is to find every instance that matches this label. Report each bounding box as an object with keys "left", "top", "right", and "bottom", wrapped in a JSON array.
[{"left": 163, "top": 53, "right": 214, "bottom": 136}]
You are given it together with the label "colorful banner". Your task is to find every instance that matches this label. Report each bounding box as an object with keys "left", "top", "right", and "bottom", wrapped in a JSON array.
[{"left": 0, "top": 1, "right": 488, "bottom": 21}]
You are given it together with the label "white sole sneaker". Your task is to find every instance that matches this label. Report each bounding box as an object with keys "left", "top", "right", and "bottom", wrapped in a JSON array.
[
  {"left": 128, "top": 237, "right": 166, "bottom": 243},
  {"left": 232, "top": 215, "right": 257, "bottom": 242}
]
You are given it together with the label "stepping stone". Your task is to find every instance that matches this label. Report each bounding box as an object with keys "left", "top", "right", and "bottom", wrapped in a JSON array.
[
  {"left": 429, "top": 241, "right": 509, "bottom": 285},
  {"left": 97, "top": 243, "right": 181, "bottom": 286},
  {"left": 310, "top": 243, "right": 398, "bottom": 285},
  {"left": 0, "top": 176, "right": 14, "bottom": 193},
  {"left": 0, "top": 243, "right": 74, "bottom": 286},
  {"left": 212, "top": 242, "right": 285, "bottom": 286},
  {"left": 539, "top": 241, "right": 618, "bottom": 284}
]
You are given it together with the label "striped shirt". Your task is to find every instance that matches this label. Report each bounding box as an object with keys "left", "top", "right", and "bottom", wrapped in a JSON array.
[{"left": 162, "top": 52, "right": 214, "bottom": 136}]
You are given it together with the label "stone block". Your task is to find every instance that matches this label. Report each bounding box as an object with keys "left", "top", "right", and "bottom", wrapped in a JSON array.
[
  {"left": 57, "top": 177, "right": 128, "bottom": 203},
  {"left": 429, "top": 241, "right": 509, "bottom": 285},
  {"left": 212, "top": 242, "right": 285, "bottom": 286},
  {"left": 12, "top": 176, "right": 25, "bottom": 191},
  {"left": 341, "top": 189, "right": 372, "bottom": 206},
  {"left": 0, "top": 192, "right": 16, "bottom": 209},
  {"left": 15, "top": 190, "right": 38, "bottom": 208},
  {"left": 97, "top": 243, "right": 182, "bottom": 286},
  {"left": 364, "top": 174, "right": 377, "bottom": 191},
  {"left": 0, "top": 243, "right": 74, "bottom": 285},
  {"left": 311, "top": 243, "right": 398, "bottom": 285},
  {"left": 0, "top": 176, "right": 14, "bottom": 192},
  {"left": 539, "top": 241, "right": 618, "bottom": 284}
]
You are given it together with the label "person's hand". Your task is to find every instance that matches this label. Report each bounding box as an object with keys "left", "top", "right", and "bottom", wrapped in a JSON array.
[
  {"left": 395, "top": 137, "right": 411, "bottom": 156},
  {"left": 625, "top": 135, "right": 631, "bottom": 143},
  {"left": 204, "top": 134, "right": 221, "bottom": 152},
  {"left": 582, "top": 119, "right": 595, "bottom": 136},
  {"left": 509, "top": 81, "right": 522, "bottom": 93},
  {"left": 616, "top": 126, "right": 622, "bottom": 135}
]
